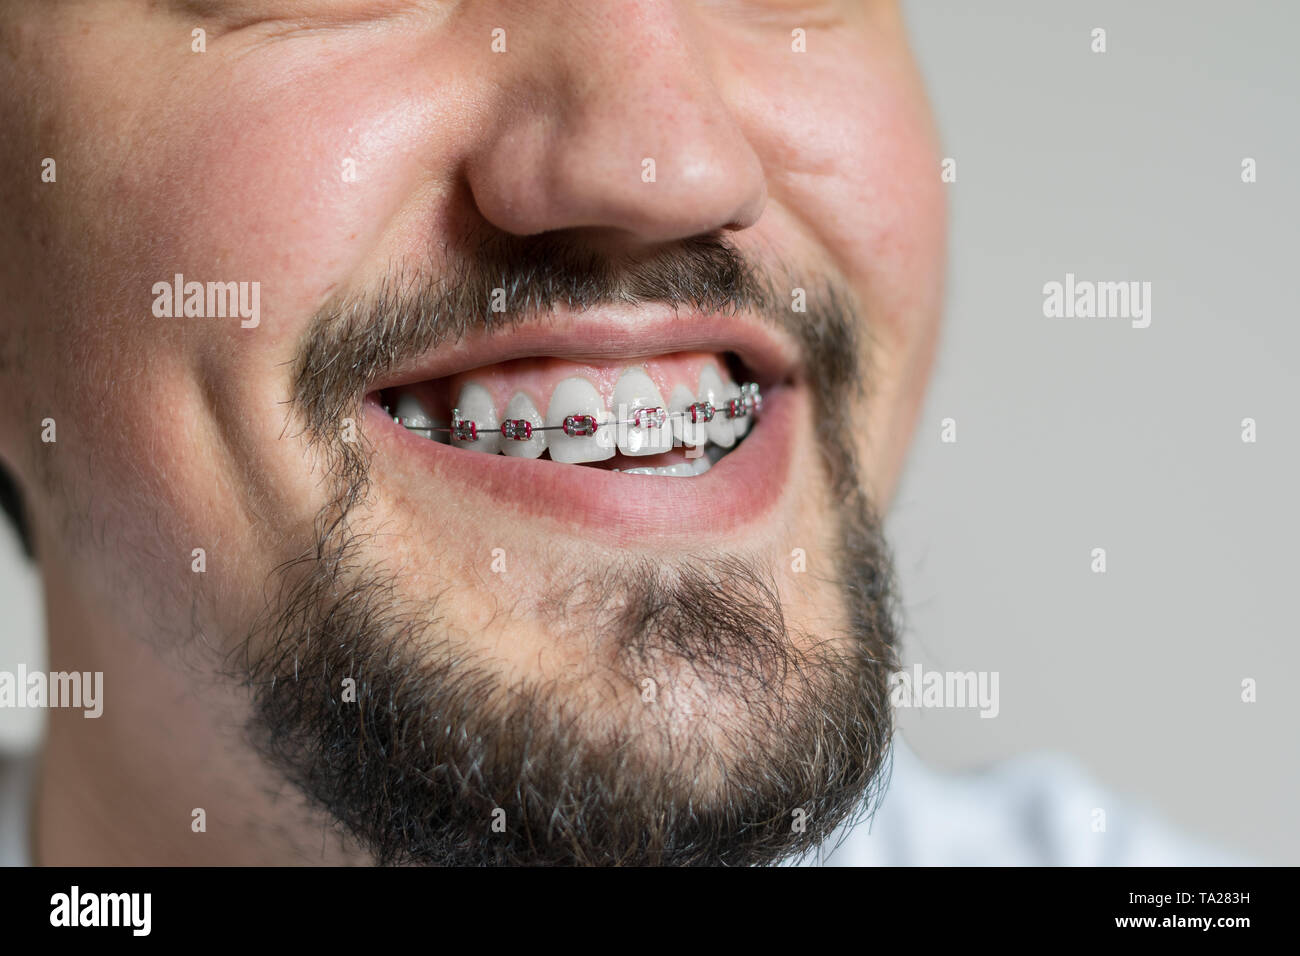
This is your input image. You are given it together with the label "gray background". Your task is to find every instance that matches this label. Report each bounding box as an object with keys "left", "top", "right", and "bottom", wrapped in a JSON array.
[
  {"left": 890, "top": 0, "right": 1298, "bottom": 863},
  {"left": 1, "top": 1, "right": 1296, "bottom": 862}
]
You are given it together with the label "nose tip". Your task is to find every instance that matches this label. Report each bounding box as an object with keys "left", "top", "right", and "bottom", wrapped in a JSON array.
[
  {"left": 670, "top": 149, "right": 769, "bottom": 234},
  {"left": 467, "top": 116, "right": 768, "bottom": 243},
  {"left": 461, "top": 9, "right": 768, "bottom": 245}
]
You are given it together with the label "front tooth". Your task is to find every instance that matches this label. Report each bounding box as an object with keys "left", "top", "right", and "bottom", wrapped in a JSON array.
[
  {"left": 546, "top": 376, "right": 614, "bottom": 464},
  {"left": 455, "top": 383, "right": 502, "bottom": 454},
  {"left": 698, "top": 365, "right": 736, "bottom": 449},
  {"left": 723, "top": 381, "right": 749, "bottom": 437},
  {"left": 668, "top": 384, "right": 707, "bottom": 448},
  {"left": 501, "top": 392, "right": 547, "bottom": 459},
  {"left": 394, "top": 391, "right": 447, "bottom": 443},
  {"left": 612, "top": 367, "right": 673, "bottom": 456},
  {"left": 691, "top": 453, "right": 713, "bottom": 476}
]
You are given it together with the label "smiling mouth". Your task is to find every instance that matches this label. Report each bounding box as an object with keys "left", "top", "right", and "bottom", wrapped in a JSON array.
[
  {"left": 360, "top": 308, "right": 803, "bottom": 538},
  {"left": 375, "top": 350, "right": 763, "bottom": 477}
]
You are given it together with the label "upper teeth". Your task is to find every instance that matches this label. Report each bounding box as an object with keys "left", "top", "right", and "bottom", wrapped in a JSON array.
[
  {"left": 387, "top": 365, "right": 762, "bottom": 468},
  {"left": 610, "top": 367, "right": 673, "bottom": 456},
  {"left": 546, "top": 376, "right": 615, "bottom": 463}
]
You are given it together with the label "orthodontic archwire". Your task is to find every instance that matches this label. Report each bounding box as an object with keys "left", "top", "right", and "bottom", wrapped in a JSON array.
[{"left": 385, "top": 381, "right": 763, "bottom": 443}]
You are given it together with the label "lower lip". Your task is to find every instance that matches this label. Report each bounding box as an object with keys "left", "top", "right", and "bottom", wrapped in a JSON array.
[{"left": 366, "top": 384, "right": 800, "bottom": 542}]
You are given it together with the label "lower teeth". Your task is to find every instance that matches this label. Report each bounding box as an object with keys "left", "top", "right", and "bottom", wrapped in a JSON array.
[{"left": 612, "top": 452, "right": 716, "bottom": 477}]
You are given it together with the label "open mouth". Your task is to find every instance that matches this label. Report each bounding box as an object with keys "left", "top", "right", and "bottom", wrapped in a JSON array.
[
  {"left": 360, "top": 310, "right": 802, "bottom": 538},
  {"left": 374, "top": 351, "right": 762, "bottom": 478}
]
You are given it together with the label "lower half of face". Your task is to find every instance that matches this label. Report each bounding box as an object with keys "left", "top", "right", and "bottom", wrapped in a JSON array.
[{"left": 247, "top": 335, "right": 902, "bottom": 865}]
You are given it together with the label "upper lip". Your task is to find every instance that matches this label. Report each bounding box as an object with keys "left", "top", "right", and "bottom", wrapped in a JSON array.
[{"left": 366, "top": 304, "right": 804, "bottom": 393}]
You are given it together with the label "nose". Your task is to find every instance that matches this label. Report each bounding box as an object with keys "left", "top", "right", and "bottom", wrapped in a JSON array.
[{"left": 463, "top": 1, "right": 767, "bottom": 244}]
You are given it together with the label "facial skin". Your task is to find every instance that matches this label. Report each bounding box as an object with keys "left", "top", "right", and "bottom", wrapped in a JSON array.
[{"left": 0, "top": 0, "right": 944, "bottom": 864}]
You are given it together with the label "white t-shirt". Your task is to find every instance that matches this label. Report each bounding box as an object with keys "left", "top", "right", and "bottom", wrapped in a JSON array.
[
  {"left": 795, "top": 739, "right": 1244, "bottom": 866},
  {"left": 0, "top": 739, "right": 1242, "bottom": 866}
]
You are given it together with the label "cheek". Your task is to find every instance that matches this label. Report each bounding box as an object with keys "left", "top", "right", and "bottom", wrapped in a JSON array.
[
  {"left": 46, "top": 25, "right": 490, "bottom": 382},
  {"left": 837, "top": 83, "right": 947, "bottom": 488},
  {"left": 780, "top": 61, "right": 945, "bottom": 342},
  {"left": 846, "top": 93, "right": 946, "bottom": 500},
  {"left": 842, "top": 89, "right": 947, "bottom": 353},
  {"left": 726, "top": 22, "right": 945, "bottom": 333},
  {"left": 728, "top": 30, "right": 946, "bottom": 496},
  {"left": 20, "top": 29, "right": 486, "bottom": 553},
  {"left": 106, "top": 42, "right": 467, "bottom": 356},
  {"left": 6, "top": 34, "right": 447, "bottom": 606}
]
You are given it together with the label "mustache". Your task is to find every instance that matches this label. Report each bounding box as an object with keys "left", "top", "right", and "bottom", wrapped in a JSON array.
[{"left": 290, "top": 230, "right": 868, "bottom": 491}]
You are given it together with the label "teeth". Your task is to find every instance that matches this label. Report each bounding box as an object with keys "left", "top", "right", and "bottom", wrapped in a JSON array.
[
  {"left": 455, "top": 383, "right": 501, "bottom": 454},
  {"left": 393, "top": 391, "right": 447, "bottom": 444},
  {"left": 668, "top": 384, "right": 708, "bottom": 448},
  {"left": 390, "top": 367, "right": 759, "bottom": 475},
  {"left": 612, "top": 367, "right": 674, "bottom": 457},
  {"left": 616, "top": 459, "right": 705, "bottom": 477},
  {"left": 723, "top": 381, "right": 749, "bottom": 438},
  {"left": 501, "top": 392, "right": 547, "bottom": 459},
  {"left": 545, "top": 376, "right": 614, "bottom": 464},
  {"left": 658, "top": 461, "right": 696, "bottom": 476},
  {"left": 698, "top": 366, "right": 736, "bottom": 449}
]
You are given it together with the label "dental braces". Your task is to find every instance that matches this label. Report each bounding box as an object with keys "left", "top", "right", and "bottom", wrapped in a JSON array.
[{"left": 388, "top": 381, "right": 763, "bottom": 442}]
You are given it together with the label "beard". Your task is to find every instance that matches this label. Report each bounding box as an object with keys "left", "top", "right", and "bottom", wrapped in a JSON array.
[{"left": 233, "top": 232, "right": 902, "bottom": 866}]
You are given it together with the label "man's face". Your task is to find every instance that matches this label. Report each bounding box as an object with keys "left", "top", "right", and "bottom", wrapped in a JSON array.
[{"left": 0, "top": 0, "right": 944, "bottom": 864}]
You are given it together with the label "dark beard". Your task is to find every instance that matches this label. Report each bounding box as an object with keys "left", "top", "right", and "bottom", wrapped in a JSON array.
[
  {"left": 239, "top": 489, "right": 898, "bottom": 866},
  {"left": 234, "top": 231, "right": 901, "bottom": 865}
]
